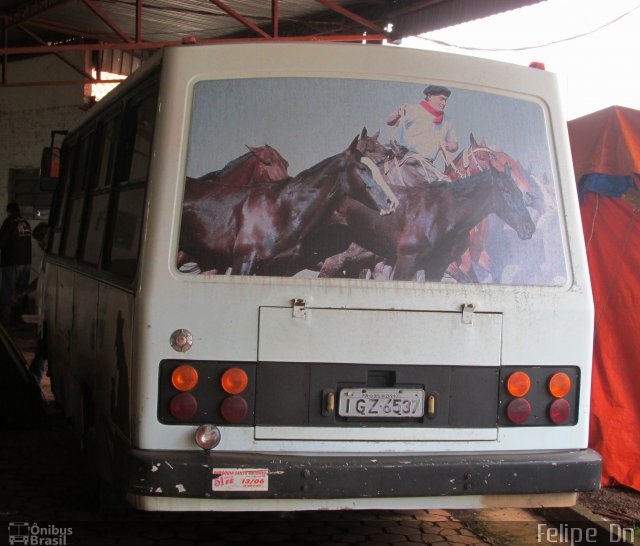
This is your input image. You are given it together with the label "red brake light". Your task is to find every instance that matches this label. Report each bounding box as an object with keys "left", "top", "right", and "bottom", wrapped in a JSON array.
[
  {"left": 169, "top": 392, "right": 198, "bottom": 421},
  {"left": 549, "top": 399, "right": 570, "bottom": 425},
  {"left": 506, "top": 398, "right": 531, "bottom": 424},
  {"left": 220, "top": 396, "right": 249, "bottom": 424}
]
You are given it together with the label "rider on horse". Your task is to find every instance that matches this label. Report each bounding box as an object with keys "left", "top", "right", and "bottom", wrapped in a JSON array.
[{"left": 385, "top": 85, "right": 459, "bottom": 184}]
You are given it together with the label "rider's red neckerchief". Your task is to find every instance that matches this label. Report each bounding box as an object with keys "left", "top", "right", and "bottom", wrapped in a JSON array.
[{"left": 420, "top": 100, "right": 443, "bottom": 124}]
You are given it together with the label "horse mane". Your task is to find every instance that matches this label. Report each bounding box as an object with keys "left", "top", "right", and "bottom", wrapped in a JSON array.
[
  {"left": 218, "top": 150, "right": 255, "bottom": 175},
  {"left": 434, "top": 168, "right": 505, "bottom": 198}
]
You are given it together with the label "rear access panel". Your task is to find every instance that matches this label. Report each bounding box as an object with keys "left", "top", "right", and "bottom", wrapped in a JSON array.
[{"left": 258, "top": 307, "right": 502, "bottom": 366}]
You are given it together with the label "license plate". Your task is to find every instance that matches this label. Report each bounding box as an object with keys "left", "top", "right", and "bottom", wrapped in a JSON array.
[{"left": 338, "top": 388, "right": 425, "bottom": 418}]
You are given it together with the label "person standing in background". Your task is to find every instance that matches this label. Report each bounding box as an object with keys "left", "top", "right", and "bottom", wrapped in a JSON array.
[{"left": 0, "top": 202, "right": 32, "bottom": 325}]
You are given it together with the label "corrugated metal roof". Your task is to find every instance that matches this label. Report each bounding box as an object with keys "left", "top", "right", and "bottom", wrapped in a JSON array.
[
  {"left": 0, "top": 0, "right": 544, "bottom": 85},
  {"left": 3, "top": 0, "right": 385, "bottom": 45},
  {"left": 2, "top": 0, "right": 544, "bottom": 46}
]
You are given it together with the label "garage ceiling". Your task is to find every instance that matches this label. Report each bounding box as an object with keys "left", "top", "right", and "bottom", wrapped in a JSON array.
[{"left": 1, "top": 0, "right": 543, "bottom": 85}]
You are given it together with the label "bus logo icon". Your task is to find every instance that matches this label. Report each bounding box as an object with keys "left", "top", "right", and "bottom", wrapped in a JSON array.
[{"left": 8, "top": 522, "right": 29, "bottom": 545}]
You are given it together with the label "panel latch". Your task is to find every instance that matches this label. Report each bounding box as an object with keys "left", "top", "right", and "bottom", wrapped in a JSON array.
[
  {"left": 292, "top": 298, "right": 308, "bottom": 319},
  {"left": 462, "top": 303, "right": 476, "bottom": 324}
]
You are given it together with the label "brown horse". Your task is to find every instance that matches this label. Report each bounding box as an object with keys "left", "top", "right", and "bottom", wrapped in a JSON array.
[
  {"left": 179, "top": 145, "right": 290, "bottom": 269},
  {"left": 178, "top": 133, "right": 397, "bottom": 275},
  {"left": 318, "top": 167, "right": 535, "bottom": 281},
  {"left": 191, "top": 144, "right": 289, "bottom": 186}
]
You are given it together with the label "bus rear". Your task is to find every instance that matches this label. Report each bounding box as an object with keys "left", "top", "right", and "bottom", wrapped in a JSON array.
[{"left": 130, "top": 43, "right": 600, "bottom": 511}]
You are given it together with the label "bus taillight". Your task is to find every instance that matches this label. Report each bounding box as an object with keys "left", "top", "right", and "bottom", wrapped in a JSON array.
[
  {"left": 500, "top": 366, "right": 579, "bottom": 427},
  {"left": 506, "top": 371, "right": 531, "bottom": 397},
  {"left": 548, "top": 372, "right": 571, "bottom": 398},
  {"left": 506, "top": 397, "right": 531, "bottom": 424},
  {"left": 159, "top": 360, "right": 256, "bottom": 425},
  {"left": 221, "top": 367, "right": 249, "bottom": 394},
  {"left": 169, "top": 392, "right": 198, "bottom": 421},
  {"left": 220, "top": 395, "right": 249, "bottom": 423},
  {"left": 549, "top": 399, "right": 571, "bottom": 425},
  {"left": 171, "top": 364, "right": 199, "bottom": 391}
]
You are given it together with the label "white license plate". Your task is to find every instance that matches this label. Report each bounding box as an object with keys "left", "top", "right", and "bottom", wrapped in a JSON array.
[{"left": 338, "top": 388, "right": 425, "bottom": 418}]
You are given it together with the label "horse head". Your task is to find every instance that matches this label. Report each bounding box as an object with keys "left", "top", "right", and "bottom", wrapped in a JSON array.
[
  {"left": 454, "top": 134, "right": 536, "bottom": 204},
  {"left": 345, "top": 131, "right": 398, "bottom": 215},
  {"left": 490, "top": 165, "right": 536, "bottom": 240},
  {"left": 246, "top": 144, "right": 290, "bottom": 183},
  {"left": 356, "top": 127, "right": 393, "bottom": 164}
]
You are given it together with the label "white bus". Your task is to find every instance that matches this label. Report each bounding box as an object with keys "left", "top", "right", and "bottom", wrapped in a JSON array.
[{"left": 43, "top": 42, "right": 600, "bottom": 511}]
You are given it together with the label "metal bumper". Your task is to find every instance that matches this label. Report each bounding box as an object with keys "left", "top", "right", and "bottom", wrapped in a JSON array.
[{"left": 129, "top": 448, "right": 601, "bottom": 499}]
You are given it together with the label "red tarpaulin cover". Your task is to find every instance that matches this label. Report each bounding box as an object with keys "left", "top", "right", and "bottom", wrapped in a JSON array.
[{"left": 568, "top": 106, "right": 640, "bottom": 491}]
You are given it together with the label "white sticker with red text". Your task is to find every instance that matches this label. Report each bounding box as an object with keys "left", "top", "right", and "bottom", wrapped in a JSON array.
[{"left": 211, "top": 468, "right": 269, "bottom": 491}]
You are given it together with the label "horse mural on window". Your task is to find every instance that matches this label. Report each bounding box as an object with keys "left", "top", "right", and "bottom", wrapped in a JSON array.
[
  {"left": 310, "top": 130, "right": 538, "bottom": 282},
  {"left": 314, "top": 166, "right": 535, "bottom": 281},
  {"left": 178, "top": 131, "right": 397, "bottom": 275}
]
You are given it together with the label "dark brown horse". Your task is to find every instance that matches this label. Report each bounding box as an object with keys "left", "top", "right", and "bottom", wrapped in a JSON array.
[
  {"left": 191, "top": 144, "right": 289, "bottom": 186},
  {"left": 178, "top": 133, "right": 397, "bottom": 275},
  {"left": 318, "top": 167, "right": 535, "bottom": 281},
  {"left": 442, "top": 134, "right": 534, "bottom": 281},
  {"left": 179, "top": 145, "right": 290, "bottom": 269}
]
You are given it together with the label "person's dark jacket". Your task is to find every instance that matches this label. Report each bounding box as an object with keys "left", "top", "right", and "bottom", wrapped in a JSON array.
[{"left": 0, "top": 215, "right": 32, "bottom": 267}]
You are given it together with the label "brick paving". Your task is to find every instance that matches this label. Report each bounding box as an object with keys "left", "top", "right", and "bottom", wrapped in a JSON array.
[{"left": 1, "top": 323, "right": 494, "bottom": 545}]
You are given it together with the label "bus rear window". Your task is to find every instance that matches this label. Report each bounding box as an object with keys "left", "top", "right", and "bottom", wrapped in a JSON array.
[{"left": 177, "top": 78, "right": 567, "bottom": 287}]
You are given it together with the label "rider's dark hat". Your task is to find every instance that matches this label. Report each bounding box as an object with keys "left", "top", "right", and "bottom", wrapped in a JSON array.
[{"left": 423, "top": 85, "right": 451, "bottom": 97}]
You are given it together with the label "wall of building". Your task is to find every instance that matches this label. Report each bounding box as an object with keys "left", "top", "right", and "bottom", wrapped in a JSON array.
[
  {"left": 0, "top": 53, "right": 87, "bottom": 289},
  {"left": 0, "top": 53, "right": 87, "bottom": 211}
]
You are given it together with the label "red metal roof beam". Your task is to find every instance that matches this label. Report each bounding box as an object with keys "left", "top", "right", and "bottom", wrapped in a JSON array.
[
  {"left": 272, "top": 0, "right": 279, "bottom": 39},
  {"left": 136, "top": 0, "right": 142, "bottom": 44},
  {"left": 2, "top": 27, "right": 7, "bottom": 85},
  {"left": 314, "top": 0, "right": 386, "bottom": 34},
  {"left": 208, "top": 0, "right": 272, "bottom": 39},
  {"left": 81, "top": 0, "right": 133, "bottom": 43}
]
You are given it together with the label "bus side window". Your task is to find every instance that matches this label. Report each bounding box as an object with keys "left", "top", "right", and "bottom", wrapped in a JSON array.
[
  {"left": 80, "top": 116, "right": 119, "bottom": 266},
  {"left": 48, "top": 142, "right": 75, "bottom": 255},
  {"left": 127, "top": 94, "right": 156, "bottom": 183},
  {"left": 105, "top": 186, "right": 146, "bottom": 279},
  {"left": 61, "top": 132, "right": 95, "bottom": 259},
  {"left": 104, "top": 92, "right": 157, "bottom": 281}
]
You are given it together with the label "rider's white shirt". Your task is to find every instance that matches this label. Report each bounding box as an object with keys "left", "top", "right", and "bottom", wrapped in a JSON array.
[{"left": 389, "top": 103, "right": 457, "bottom": 161}]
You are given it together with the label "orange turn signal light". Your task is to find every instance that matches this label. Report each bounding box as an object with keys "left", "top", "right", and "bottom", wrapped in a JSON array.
[
  {"left": 507, "top": 371, "right": 531, "bottom": 397},
  {"left": 221, "top": 367, "right": 249, "bottom": 394},
  {"left": 171, "top": 364, "right": 199, "bottom": 392},
  {"left": 549, "top": 372, "right": 571, "bottom": 398}
]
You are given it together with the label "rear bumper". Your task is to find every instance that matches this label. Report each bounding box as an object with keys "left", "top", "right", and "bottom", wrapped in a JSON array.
[{"left": 129, "top": 448, "right": 601, "bottom": 500}]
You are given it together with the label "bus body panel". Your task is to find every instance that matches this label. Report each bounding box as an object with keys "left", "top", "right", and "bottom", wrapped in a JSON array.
[{"left": 257, "top": 307, "right": 503, "bottom": 365}]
